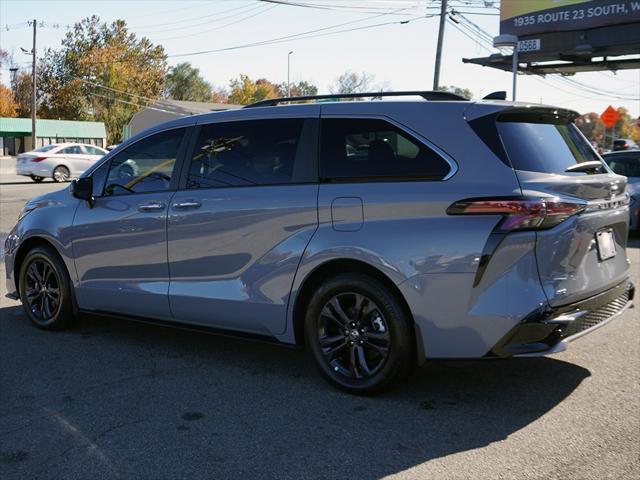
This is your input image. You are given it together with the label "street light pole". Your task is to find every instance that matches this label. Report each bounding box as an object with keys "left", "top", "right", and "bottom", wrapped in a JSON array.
[
  {"left": 287, "top": 51, "right": 294, "bottom": 97},
  {"left": 493, "top": 34, "right": 519, "bottom": 101}
]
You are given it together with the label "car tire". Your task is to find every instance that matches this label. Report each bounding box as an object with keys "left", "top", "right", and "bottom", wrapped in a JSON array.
[
  {"left": 30, "top": 175, "right": 44, "bottom": 183},
  {"left": 18, "top": 245, "right": 75, "bottom": 330},
  {"left": 52, "top": 166, "right": 70, "bottom": 182},
  {"left": 304, "top": 273, "right": 414, "bottom": 395}
]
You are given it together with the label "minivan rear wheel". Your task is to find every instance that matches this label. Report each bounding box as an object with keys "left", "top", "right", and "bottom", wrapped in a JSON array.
[
  {"left": 305, "top": 273, "right": 413, "bottom": 394},
  {"left": 18, "top": 246, "right": 75, "bottom": 330}
]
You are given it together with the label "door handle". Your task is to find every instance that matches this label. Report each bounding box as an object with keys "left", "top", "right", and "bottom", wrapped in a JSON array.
[
  {"left": 138, "top": 201, "right": 166, "bottom": 212},
  {"left": 172, "top": 200, "right": 201, "bottom": 209}
]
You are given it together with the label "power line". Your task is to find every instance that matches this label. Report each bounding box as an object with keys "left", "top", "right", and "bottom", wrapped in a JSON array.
[
  {"left": 87, "top": 91, "right": 188, "bottom": 116},
  {"left": 137, "top": 2, "right": 265, "bottom": 34},
  {"left": 130, "top": 2, "right": 259, "bottom": 29},
  {"left": 168, "top": 7, "right": 424, "bottom": 58},
  {"left": 154, "top": 4, "right": 278, "bottom": 41}
]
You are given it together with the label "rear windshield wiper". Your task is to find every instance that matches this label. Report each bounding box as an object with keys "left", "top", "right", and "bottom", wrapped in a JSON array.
[{"left": 565, "top": 161, "right": 605, "bottom": 174}]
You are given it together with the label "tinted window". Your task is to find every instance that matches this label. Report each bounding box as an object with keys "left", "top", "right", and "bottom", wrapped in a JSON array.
[
  {"left": 320, "top": 118, "right": 451, "bottom": 180},
  {"left": 497, "top": 119, "right": 603, "bottom": 174},
  {"left": 187, "top": 119, "right": 305, "bottom": 188},
  {"left": 62, "top": 145, "right": 83, "bottom": 154},
  {"left": 33, "top": 144, "right": 58, "bottom": 153},
  {"left": 86, "top": 146, "right": 106, "bottom": 155},
  {"left": 604, "top": 154, "right": 640, "bottom": 177},
  {"left": 104, "top": 128, "right": 185, "bottom": 196}
]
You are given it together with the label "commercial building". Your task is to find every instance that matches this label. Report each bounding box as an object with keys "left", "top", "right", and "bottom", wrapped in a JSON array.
[
  {"left": 124, "top": 99, "right": 240, "bottom": 139},
  {"left": 0, "top": 117, "right": 107, "bottom": 155}
]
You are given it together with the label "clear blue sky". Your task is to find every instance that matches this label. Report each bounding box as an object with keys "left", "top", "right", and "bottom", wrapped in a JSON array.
[{"left": 1, "top": 0, "right": 638, "bottom": 117}]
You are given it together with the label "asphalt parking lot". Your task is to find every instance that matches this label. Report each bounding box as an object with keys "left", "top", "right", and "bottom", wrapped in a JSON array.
[{"left": 1, "top": 167, "right": 639, "bottom": 480}]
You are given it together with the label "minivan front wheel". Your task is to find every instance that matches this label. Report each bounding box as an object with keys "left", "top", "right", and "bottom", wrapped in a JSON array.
[
  {"left": 18, "top": 246, "right": 74, "bottom": 330},
  {"left": 305, "top": 274, "right": 413, "bottom": 394}
]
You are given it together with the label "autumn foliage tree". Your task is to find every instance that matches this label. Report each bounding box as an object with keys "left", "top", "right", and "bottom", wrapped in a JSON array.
[
  {"left": 0, "top": 49, "right": 18, "bottom": 117},
  {"left": 39, "top": 16, "right": 167, "bottom": 143}
]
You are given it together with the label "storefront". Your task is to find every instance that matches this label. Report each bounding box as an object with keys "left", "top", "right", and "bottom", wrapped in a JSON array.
[{"left": 0, "top": 118, "right": 107, "bottom": 155}]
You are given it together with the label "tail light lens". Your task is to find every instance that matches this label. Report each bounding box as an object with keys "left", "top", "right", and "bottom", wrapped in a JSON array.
[
  {"left": 446, "top": 197, "right": 586, "bottom": 231},
  {"left": 31, "top": 157, "right": 47, "bottom": 162}
]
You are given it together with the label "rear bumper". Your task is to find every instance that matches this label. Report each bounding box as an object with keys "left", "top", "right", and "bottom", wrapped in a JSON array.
[
  {"left": 16, "top": 165, "right": 50, "bottom": 177},
  {"left": 489, "top": 278, "right": 635, "bottom": 357}
]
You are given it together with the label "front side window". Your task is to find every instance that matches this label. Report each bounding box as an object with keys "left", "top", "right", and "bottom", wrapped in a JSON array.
[
  {"left": 103, "top": 128, "right": 185, "bottom": 196},
  {"left": 187, "top": 119, "right": 305, "bottom": 188},
  {"left": 320, "top": 118, "right": 451, "bottom": 180}
]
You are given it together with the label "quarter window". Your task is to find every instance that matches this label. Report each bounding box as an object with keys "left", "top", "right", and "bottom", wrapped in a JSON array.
[
  {"left": 320, "top": 118, "right": 451, "bottom": 180},
  {"left": 187, "top": 119, "right": 305, "bottom": 188},
  {"left": 103, "top": 128, "right": 185, "bottom": 196}
]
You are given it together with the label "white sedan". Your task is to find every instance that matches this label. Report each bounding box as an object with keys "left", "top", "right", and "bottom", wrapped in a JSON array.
[{"left": 16, "top": 143, "right": 108, "bottom": 182}]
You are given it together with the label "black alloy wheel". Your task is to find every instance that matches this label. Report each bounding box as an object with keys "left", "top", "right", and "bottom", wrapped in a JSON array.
[
  {"left": 305, "top": 274, "right": 413, "bottom": 394},
  {"left": 319, "top": 292, "right": 391, "bottom": 379},
  {"left": 19, "top": 246, "right": 75, "bottom": 330}
]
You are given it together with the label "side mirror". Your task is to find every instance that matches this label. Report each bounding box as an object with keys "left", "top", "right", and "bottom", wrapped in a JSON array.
[{"left": 70, "top": 177, "right": 94, "bottom": 207}]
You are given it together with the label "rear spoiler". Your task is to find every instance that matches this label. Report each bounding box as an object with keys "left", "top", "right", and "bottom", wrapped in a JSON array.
[{"left": 464, "top": 102, "right": 580, "bottom": 123}]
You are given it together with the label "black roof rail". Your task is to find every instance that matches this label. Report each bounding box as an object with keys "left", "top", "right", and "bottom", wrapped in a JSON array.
[{"left": 244, "top": 90, "right": 469, "bottom": 108}]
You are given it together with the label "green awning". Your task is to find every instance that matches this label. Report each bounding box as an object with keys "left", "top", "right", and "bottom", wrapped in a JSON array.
[{"left": 0, "top": 117, "right": 106, "bottom": 138}]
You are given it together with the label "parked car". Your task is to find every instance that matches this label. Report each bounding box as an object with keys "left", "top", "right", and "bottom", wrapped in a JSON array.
[
  {"left": 603, "top": 150, "right": 640, "bottom": 231},
  {"left": 4, "top": 92, "right": 635, "bottom": 394},
  {"left": 16, "top": 143, "right": 108, "bottom": 182},
  {"left": 612, "top": 138, "right": 639, "bottom": 151}
]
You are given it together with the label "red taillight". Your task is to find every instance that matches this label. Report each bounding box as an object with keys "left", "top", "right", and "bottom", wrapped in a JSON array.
[
  {"left": 447, "top": 198, "right": 586, "bottom": 231},
  {"left": 31, "top": 157, "right": 46, "bottom": 162}
]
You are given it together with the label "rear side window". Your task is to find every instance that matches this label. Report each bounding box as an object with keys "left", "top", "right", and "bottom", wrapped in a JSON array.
[
  {"left": 605, "top": 154, "right": 640, "bottom": 177},
  {"left": 497, "top": 117, "right": 602, "bottom": 174},
  {"left": 62, "top": 145, "right": 83, "bottom": 154},
  {"left": 320, "top": 118, "right": 451, "bottom": 181},
  {"left": 33, "top": 144, "right": 58, "bottom": 153},
  {"left": 187, "top": 118, "right": 307, "bottom": 188}
]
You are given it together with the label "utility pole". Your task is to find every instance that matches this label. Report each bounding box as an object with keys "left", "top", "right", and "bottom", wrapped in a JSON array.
[
  {"left": 432, "top": 0, "right": 447, "bottom": 90},
  {"left": 31, "top": 19, "right": 37, "bottom": 149}
]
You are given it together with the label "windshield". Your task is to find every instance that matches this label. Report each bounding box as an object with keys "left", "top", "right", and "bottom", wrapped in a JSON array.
[
  {"left": 497, "top": 119, "right": 603, "bottom": 174},
  {"left": 32, "top": 144, "right": 58, "bottom": 153}
]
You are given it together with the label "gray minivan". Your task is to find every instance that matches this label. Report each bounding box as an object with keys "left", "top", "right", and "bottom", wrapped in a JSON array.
[{"left": 4, "top": 92, "right": 635, "bottom": 393}]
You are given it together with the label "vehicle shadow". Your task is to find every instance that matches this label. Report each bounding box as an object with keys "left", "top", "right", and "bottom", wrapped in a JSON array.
[{"left": 0, "top": 305, "right": 590, "bottom": 479}]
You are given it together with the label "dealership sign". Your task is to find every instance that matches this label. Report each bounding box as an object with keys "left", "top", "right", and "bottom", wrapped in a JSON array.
[{"left": 500, "top": 0, "right": 640, "bottom": 36}]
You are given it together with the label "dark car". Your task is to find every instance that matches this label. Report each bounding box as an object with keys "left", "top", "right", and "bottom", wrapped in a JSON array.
[
  {"left": 604, "top": 150, "right": 640, "bottom": 231},
  {"left": 613, "top": 138, "right": 639, "bottom": 151}
]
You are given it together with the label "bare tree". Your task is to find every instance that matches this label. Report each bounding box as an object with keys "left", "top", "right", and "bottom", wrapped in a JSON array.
[{"left": 329, "top": 71, "right": 379, "bottom": 94}]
